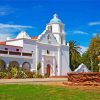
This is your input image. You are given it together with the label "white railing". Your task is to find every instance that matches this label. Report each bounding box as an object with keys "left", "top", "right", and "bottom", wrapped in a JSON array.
[{"left": 0, "top": 50, "right": 33, "bottom": 58}]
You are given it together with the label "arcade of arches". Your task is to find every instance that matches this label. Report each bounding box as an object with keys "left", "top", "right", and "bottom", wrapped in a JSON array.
[{"left": 0, "top": 59, "right": 31, "bottom": 71}]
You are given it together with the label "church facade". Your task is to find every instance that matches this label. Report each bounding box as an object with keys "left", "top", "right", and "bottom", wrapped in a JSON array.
[{"left": 0, "top": 14, "right": 71, "bottom": 76}]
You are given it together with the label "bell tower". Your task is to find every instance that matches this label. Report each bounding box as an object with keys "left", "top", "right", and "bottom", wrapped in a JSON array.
[{"left": 46, "top": 14, "right": 66, "bottom": 45}]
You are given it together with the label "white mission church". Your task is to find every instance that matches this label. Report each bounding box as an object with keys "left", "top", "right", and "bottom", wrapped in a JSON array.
[{"left": 0, "top": 14, "right": 71, "bottom": 76}]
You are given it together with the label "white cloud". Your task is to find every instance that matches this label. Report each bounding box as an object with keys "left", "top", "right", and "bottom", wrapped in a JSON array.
[
  {"left": 80, "top": 45, "right": 88, "bottom": 55},
  {"left": 93, "top": 33, "right": 97, "bottom": 36},
  {"left": 0, "top": 6, "right": 14, "bottom": 16},
  {"left": 0, "top": 33, "right": 14, "bottom": 42},
  {"left": 0, "top": 23, "right": 33, "bottom": 41},
  {"left": 93, "top": 33, "right": 100, "bottom": 37},
  {"left": 0, "top": 23, "right": 32, "bottom": 29},
  {"left": 88, "top": 21, "right": 100, "bottom": 26},
  {"left": 73, "top": 30, "right": 88, "bottom": 35}
]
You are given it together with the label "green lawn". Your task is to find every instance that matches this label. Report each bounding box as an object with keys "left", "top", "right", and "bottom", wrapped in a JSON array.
[{"left": 0, "top": 84, "right": 100, "bottom": 100}]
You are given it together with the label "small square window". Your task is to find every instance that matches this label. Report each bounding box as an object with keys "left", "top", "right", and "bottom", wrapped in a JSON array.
[
  {"left": 16, "top": 49, "right": 19, "bottom": 51},
  {"left": 5, "top": 48, "right": 8, "bottom": 50}
]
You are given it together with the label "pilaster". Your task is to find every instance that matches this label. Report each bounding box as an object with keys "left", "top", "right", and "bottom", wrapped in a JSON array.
[
  {"left": 36, "top": 45, "right": 38, "bottom": 73},
  {"left": 41, "top": 57, "right": 45, "bottom": 76},
  {"left": 57, "top": 47, "right": 61, "bottom": 76},
  {"left": 52, "top": 58, "right": 55, "bottom": 76}
]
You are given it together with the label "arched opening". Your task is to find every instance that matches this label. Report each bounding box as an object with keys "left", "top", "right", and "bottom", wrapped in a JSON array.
[
  {"left": 22, "top": 62, "right": 31, "bottom": 71},
  {"left": 47, "top": 50, "right": 50, "bottom": 54},
  {"left": 46, "top": 64, "right": 51, "bottom": 77},
  {"left": 0, "top": 59, "right": 6, "bottom": 71},
  {"left": 8, "top": 61, "right": 19, "bottom": 71}
]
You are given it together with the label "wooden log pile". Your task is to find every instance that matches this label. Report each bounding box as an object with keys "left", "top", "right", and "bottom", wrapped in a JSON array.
[{"left": 67, "top": 72, "right": 100, "bottom": 83}]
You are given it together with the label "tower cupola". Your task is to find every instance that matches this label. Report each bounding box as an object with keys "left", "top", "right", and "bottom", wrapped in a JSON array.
[
  {"left": 50, "top": 14, "right": 62, "bottom": 23},
  {"left": 46, "top": 14, "right": 66, "bottom": 45}
]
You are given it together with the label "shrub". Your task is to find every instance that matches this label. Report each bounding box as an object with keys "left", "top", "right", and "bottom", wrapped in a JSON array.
[
  {"left": 37, "top": 62, "right": 41, "bottom": 74},
  {"left": 44, "top": 74, "right": 48, "bottom": 78},
  {"left": 17, "top": 70, "right": 27, "bottom": 79},
  {"left": 0, "top": 72, "right": 7, "bottom": 79},
  {"left": 10, "top": 67, "right": 18, "bottom": 78},
  {"left": 33, "top": 73, "right": 43, "bottom": 78},
  {"left": 25, "top": 71, "right": 35, "bottom": 78}
]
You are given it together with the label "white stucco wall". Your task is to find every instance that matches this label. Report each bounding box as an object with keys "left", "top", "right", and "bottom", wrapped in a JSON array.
[
  {"left": 22, "top": 39, "right": 37, "bottom": 70},
  {"left": 39, "top": 32, "right": 58, "bottom": 45},
  {"left": 61, "top": 45, "right": 71, "bottom": 75},
  {"left": 23, "top": 39, "right": 36, "bottom": 53},
  {"left": 53, "top": 34, "right": 61, "bottom": 44},
  {"left": 52, "top": 24, "right": 60, "bottom": 33},
  {"left": 6, "top": 39, "right": 23, "bottom": 47}
]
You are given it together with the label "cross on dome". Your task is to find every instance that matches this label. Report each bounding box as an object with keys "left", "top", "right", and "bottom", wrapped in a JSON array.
[
  {"left": 53, "top": 13, "right": 58, "bottom": 18},
  {"left": 50, "top": 13, "right": 62, "bottom": 23}
]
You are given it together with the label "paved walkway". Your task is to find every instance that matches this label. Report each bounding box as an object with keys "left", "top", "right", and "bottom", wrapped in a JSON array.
[{"left": 0, "top": 78, "right": 67, "bottom": 85}]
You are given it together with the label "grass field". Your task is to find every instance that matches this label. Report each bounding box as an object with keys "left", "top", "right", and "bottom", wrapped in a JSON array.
[{"left": 0, "top": 84, "right": 100, "bottom": 100}]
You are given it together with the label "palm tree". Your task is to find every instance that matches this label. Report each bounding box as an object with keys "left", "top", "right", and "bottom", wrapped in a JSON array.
[{"left": 68, "top": 41, "right": 81, "bottom": 71}]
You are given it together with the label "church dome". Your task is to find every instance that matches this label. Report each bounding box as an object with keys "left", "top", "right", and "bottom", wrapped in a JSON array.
[
  {"left": 16, "top": 31, "right": 31, "bottom": 39},
  {"left": 50, "top": 14, "right": 62, "bottom": 23}
]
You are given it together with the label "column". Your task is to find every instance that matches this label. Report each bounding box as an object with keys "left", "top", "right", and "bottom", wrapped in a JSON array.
[
  {"left": 41, "top": 57, "right": 45, "bottom": 76},
  {"left": 6, "top": 63, "right": 9, "bottom": 70},
  {"left": 20, "top": 64, "right": 22, "bottom": 68},
  {"left": 36, "top": 45, "right": 38, "bottom": 74},
  {"left": 57, "top": 47, "right": 61, "bottom": 76},
  {"left": 52, "top": 58, "right": 55, "bottom": 76}
]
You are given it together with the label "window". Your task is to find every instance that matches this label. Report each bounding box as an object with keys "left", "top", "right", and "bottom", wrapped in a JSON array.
[
  {"left": 16, "top": 49, "right": 19, "bottom": 51},
  {"left": 5, "top": 48, "right": 8, "bottom": 50},
  {"left": 47, "top": 50, "right": 50, "bottom": 54},
  {"left": 50, "top": 26, "right": 52, "bottom": 31},
  {"left": 60, "top": 25, "right": 63, "bottom": 33},
  {"left": 48, "top": 26, "right": 52, "bottom": 31},
  {"left": 47, "top": 34, "right": 50, "bottom": 40}
]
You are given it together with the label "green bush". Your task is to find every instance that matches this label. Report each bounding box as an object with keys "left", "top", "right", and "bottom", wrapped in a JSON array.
[
  {"left": 10, "top": 67, "right": 18, "bottom": 78},
  {"left": 25, "top": 71, "right": 35, "bottom": 78},
  {"left": 0, "top": 72, "right": 7, "bottom": 79},
  {"left": 33, "top": 73, "right": 43, "bottom": 78},
  {"left": 17, "top": 70, "right": 27, "bottom": 79},
  {"left": 6, "top": 72, "right": 12, "bottom": 79}
]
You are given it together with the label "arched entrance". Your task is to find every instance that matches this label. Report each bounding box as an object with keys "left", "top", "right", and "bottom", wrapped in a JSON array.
[
  {"left": 22, "top": 62, "right": 31, "bottom": 71},
  {"left": 8, "top": 61, "right": 19, "bottom": 71},
  {"left": 46, "top": 64, "right": 51, "bottom": 77},
  {"left": 0, "top": 59, "right": 6, "bottom": 71}
]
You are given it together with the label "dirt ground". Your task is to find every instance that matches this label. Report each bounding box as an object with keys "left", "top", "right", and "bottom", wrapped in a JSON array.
[{"left": 0, "top": 78, "right": 100, "bottom": 91}]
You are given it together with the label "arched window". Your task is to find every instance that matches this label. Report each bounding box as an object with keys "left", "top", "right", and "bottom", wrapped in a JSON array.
[{"left": 8, "top": 61, "right": 19, "bottom": 71}]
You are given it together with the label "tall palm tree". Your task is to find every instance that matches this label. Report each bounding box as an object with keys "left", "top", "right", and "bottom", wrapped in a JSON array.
[{"left": 68, "top": 41, "right": 81, "bottom": 71}]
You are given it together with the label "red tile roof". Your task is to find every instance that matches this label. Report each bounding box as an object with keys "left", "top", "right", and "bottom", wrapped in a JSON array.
[
  {"left": 0, "top": 42, "right": 6, "bottom": 45},
  {"left": 31, "top": 36, "right": 38, "bottom": 40}
]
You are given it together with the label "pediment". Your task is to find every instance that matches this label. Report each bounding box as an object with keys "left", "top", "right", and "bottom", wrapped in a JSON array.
[{"left": 38, "top": 30, "right": 58, "bottom": 45}]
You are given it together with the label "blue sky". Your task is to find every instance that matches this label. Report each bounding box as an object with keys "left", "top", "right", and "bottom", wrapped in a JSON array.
[{"left": 0, "top": 0, "right": 100, "bottom": 52}]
